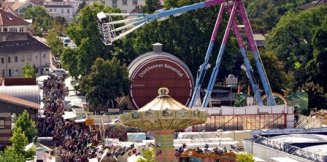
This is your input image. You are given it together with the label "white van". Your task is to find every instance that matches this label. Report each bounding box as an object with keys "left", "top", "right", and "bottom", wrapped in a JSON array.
[{"left": 51, "top": 69, "right": 67, "bottom": 77}]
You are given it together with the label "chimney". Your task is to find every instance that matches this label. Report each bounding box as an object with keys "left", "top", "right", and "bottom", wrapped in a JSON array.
[{"left": 153, "top": 42, "right": 163, "bottom": 52}]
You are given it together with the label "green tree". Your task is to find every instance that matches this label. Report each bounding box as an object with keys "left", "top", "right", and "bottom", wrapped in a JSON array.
[
  {"left": 247, "top": 0, "right": 311, "bottom": 30},
  {"left": 236, "top": 152, "right": 254, "bottom": 162},
  {"left": 14, "top": 110, "right": 37, "bottom": 141},
  {"left": 61, "top": 48, "right": 80, "bottom": 78},
  {"left": 0, "top": 128, "right": 35, "bottom": 161},
  {"left": 63, "top": 3, "right": 122, "bottom": 77},
  {"left": 24, "top": 6, "right": 53, "bottom": 35},
  {"left": 22, "top": 63, "right": 37, "bottom": 78},
  {"left": 46, "top": 30, "right": 64, "bottom": 57},
  {"left": 0, "top": 146, "right": 25, "bottom": 162},
  {"left": 141, "top": 0, "right": 161, "bottom": 13},
  {"left": 136, "top": 147, "right": 155, "bottom": 162},
  {"left": 76, "top": 0, "right": 87, "bottom": 14},
  {"left": 300, "top": 82, "right": 327, "bottom": 110},
  {"left": 80, "top": 57, "right": 131, "bottom": 111},
  {"left": 10, "top": 128, "right": 28, "bottom": 156},
  {"left": 132, "top": 0, "right": 240, "bottom": 81}
]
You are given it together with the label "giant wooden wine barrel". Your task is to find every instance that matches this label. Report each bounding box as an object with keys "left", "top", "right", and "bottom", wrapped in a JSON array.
[{"left": 128, "top": 43, "right": 194, "bottom": 109}]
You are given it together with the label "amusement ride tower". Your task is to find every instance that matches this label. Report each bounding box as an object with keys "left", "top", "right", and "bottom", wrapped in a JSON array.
[{"left": 97, "top": 0, "right": 276, "bottom": 107}]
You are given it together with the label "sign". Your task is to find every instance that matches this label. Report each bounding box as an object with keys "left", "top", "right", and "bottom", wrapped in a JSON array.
[{"left": 85, "top": 118, "right": 94, "bottom": 126}]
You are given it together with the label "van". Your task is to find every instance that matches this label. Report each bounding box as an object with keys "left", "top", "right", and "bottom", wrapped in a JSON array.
[{"left": 51, "top": 69, "right": 67, "bottom": 77}]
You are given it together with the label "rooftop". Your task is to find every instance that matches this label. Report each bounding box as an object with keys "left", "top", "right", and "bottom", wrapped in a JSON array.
[
  {"left": 0, "top": 32, "right": 50, "bottom": 53},
  {"left": 0, "top": 92, "right": 39, "bottom": 109},
  {"left": 0, "top": 9, "right": 29, "bottom": 26}
]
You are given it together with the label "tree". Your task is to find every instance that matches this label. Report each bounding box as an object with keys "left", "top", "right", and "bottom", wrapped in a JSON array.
[
  {"left": 236, "top": 152, "right": 254, "bottom": 162},
  {"left": 63, "top": 3, "right": 122, "bottom": 77},
  {"left": 0, "top": 128, "right": 35, "bottom": 161},
  {"left": 266, "top": 6, "right": 327, "bottom": 92},
  {"left": 300, "top": 82, "right": 327, "bottom": 110},
  {"left": 136, "top": 147, "right": 155, "bottom": 162},
  {"left": 141, "top": 0, "right": 161, "bottom": 13},
  {"left": 132, "top": 0, "right": 240, "bottom": 81},
  {"left": 0, "top": 146, "right": 25, "bottom": 162},
  {"left": 76, "top": 0, "right": 87, "bottom": 14},
  {"left": 61, "top": 48, "right": 80, "bottom": 78},
  {"left": 46, "top": 30, "right": 64, "bottom": 57},
  {"left": 247, "top": 0, "right": 312, "bottom": 30},
  {"left": 22, "top": 63, "right": 37, "bottom": 78},
  {"left": 10, "top": 128, "right": 28, "bottom": 156},
  {"left": 14, "top": 110, "right": 37, "bottom": 141},
  {"left": 24, "top": 6, "right": 53, "bottom": 35},
  {"left": 80, "top": 57, "right": 131, "bottom": 111}
]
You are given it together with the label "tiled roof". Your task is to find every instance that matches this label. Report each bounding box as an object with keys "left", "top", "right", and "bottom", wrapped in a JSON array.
[
  {"left": 0, "top": 32, "right": 50, "bottom": 53},
  {"left": 9, "top": 1, "right": 25, "bottom": 11},
  {"left": 0, "top": 9, "right": 29, "bottom": 26},
  {"left": 0, "top": 93, "right": 40, "bottom": 110},
  {"left": 44, "top": 5, "right": 73, "bottom": 8}
]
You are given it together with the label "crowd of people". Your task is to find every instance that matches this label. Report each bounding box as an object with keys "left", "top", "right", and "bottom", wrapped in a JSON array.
[{"left": 38, "top": 74, "right": 97, "bottom": 161}]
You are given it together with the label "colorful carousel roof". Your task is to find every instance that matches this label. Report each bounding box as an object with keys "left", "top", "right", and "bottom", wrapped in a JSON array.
[{"left": 120, "top": 88, "right": 208, "bottom": 131}]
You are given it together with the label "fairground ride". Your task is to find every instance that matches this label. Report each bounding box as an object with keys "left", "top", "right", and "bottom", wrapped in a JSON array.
[{"left": 96, "top": 0, "right": 277, "bottom": 108}]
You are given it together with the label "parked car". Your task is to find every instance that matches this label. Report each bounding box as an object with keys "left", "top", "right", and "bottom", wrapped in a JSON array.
[{"left": 50, "top": 68, "right": 67, "bottom": 77}]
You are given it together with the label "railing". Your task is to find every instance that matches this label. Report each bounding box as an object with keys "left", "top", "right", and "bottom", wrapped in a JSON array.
[
  {"left": 252, "top": 134, "right": 324, "bottom": 162},
  {"left": 296, "top": 114, "right": 322, "bottom": 129}
]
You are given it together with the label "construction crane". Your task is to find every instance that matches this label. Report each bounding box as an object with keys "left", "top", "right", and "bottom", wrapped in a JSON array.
[{"left": 97, "top": 0, "right": 276, "bottom": 107}]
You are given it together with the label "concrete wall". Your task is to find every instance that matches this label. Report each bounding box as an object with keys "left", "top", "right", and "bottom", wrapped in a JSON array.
[
  {"left": 104, "top": 0, "right": 145, "bottom": 13},
  {"left": 243, "top": 140, "right": 318, "bottom": 162},
  {"left": 0, "top": 50, "right": 51, "bottom": 77}
]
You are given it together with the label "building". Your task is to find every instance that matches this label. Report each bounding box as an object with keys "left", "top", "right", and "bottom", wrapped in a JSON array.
[
  {"left": 244, "top": 128, "right": 327, "bottom": 162},
  {"left": 0, "top": 9, "right": 30, "bottom": 32},
  {"left": 43, "top": 0, "right": 80, "bottom": 22},
  {"left": 1, "top": 0, "right": 36, "bottom": 15},
  {"left": 193, "top": 105, "right": 294, "bottom": 131},
  {"left": 0, "top": 93, "right": 39, "bottom": 146},
  {"left": 104, "top": 0, "right": 145, "bottom": 13},
  {"left": 0, "top": 32, "right": 51, "bottom": 77}
]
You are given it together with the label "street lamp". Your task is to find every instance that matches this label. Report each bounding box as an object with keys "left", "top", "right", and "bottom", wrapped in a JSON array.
[{"left": 225, "top": 74, "right": 238, "bottom": 106}]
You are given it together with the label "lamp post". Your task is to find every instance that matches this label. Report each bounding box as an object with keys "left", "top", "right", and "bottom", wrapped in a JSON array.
[{"left": 225, "top": 74, "right": 238, "bottom": 106}]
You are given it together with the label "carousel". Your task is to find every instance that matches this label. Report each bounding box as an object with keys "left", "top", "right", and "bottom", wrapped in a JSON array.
[{"left": 120, "top": 87, "right": 208, "bottom": 162}]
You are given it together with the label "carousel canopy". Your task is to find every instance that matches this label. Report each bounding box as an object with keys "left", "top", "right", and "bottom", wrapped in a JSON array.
[{"left": 120, "top": 88, "right": 208, "bottom": 131}]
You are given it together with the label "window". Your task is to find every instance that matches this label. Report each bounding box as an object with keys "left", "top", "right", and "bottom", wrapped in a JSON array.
[
  {"left": 36, "top": 55, "right": 38, "bottom": 59},
  {"left": 43, "top": 53, "right": 46, "bottom": 58},
  {"left": 0, "top": 119, "right": 4, "bottom": 129},
  {"left": 1, "top": 58, "right": 4, "bottom": 63},
  {"left": 21, "top": 56, "right": 24, "bottom": 62},
  {"left": 112, "top": 0, "right": 117, "bottom": 6},
  {"left": 2, "top": 69, "right": 5, "bottom": 77},
  {"left": 67, "top": 9, "right": 69, "bottom": 13},
  {"left": 19, "top": 27, "right": 24, "bottom": 32},
  {"left": 8, "top": 69, "right": 11, "bottom": 77},
  {"left": 15, "top": 56, "right": 18, "bottom": 62},
  {"left": 9, "top": 28, "right": 17, "bottom": 32},
  {"left": 8, "top": 56, "right": 10, "bottom": 63},
  {"left": 15, "top": 69, "right": 18, "bottom": 74},
  {"left": 61, "top": 9, "right": 64, "bottom": 14},
  {"left": 3, "top": 28, "right": 7, "bottom": 32},
  {"left": 122, "top": 0, "right": 127, "bottom": 5},
  {"left": 133, "top": 0, "right": 138, "bottom": 5},
  {"left": 50, "top": 8, "right": 52, "bottom": 12}
]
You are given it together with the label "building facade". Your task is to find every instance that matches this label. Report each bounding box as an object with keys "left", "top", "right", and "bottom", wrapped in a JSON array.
[
  {"left": 0, "top": 9, "right": 30, "bottom": 33},
  {"left": 0, "top": 32, "right": 51, "bottom": 77},
  {"left": 43, "top": 0, "right": 80, "bottom": 22},
  {"left": 0, "top": 93, "right": 39, "bottom": 147},
  {"left": 104, "top": 0, "right": 145, "bottom": 13}
]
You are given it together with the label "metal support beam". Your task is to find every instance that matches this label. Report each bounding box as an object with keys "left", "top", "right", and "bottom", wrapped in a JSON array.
[{"left": 202, "top": 4, "right": 237, "bottom": 107}]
